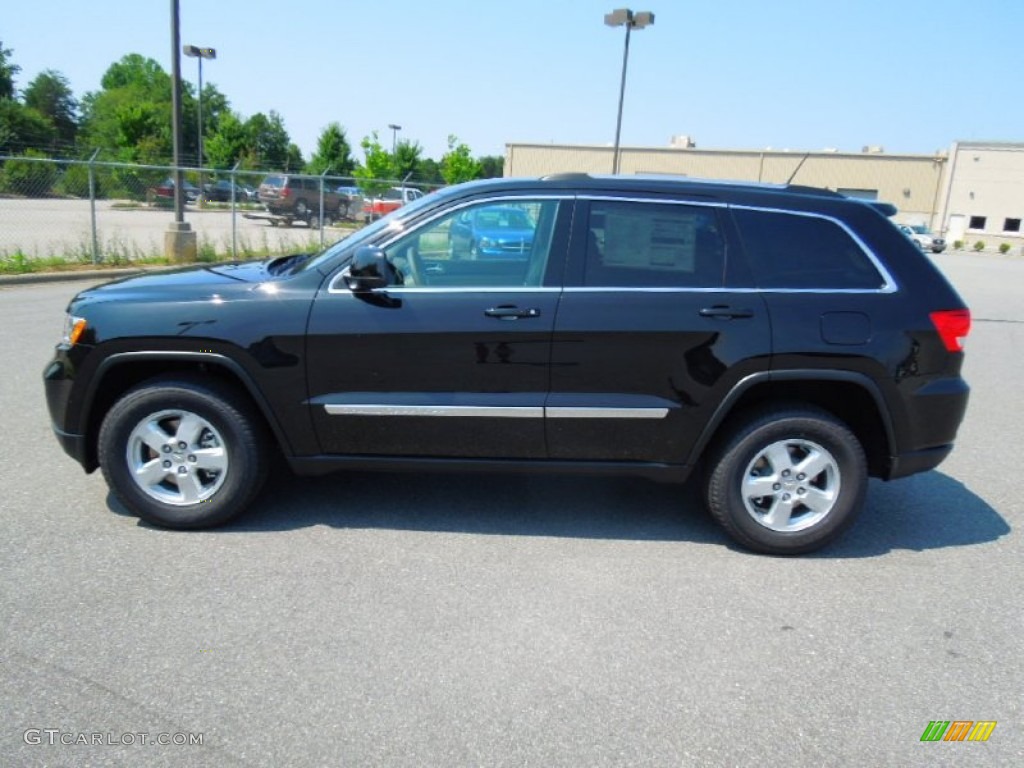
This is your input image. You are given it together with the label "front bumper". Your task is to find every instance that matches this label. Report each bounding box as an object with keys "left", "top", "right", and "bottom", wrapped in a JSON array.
[{"left": 43, "top": 350, "right": 95, "bottom": 472}]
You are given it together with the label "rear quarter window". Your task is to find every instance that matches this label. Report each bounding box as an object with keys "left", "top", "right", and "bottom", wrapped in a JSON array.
[{"left": 732, "top": 208, "right": 884, "bottom": 290}]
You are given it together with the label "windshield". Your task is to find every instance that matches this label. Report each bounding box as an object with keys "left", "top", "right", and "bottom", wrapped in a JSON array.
[
  {"left": 300, "top": 187, "right": 448, "bottom": 273},
  {"left": 909, "top": 224, "right": 931, "bottom": 234}
]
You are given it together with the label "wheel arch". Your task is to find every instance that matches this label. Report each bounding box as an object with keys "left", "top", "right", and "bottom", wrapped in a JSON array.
[
  {"left": 690, "top": 370, "right": 896, "bottom": 478},
  {"left": 80, "top": 352, "right": 292, "bottom": 472}
]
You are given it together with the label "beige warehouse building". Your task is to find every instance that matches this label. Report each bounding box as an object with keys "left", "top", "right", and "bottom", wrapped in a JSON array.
[{"left": 504, "top": 139, "right": 1024, "bottom": 251}]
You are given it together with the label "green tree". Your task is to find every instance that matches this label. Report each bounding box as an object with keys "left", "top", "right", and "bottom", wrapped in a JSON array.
[
  {"left": 204, "top": 110, "right": 248, "bottom": 169},
  {"left": 441, "top": 134, "right": 482, "bottom": 185},
  {"left": 243, "top": 111, "right": 294, "bottom": 169},
  {"left": 0, "top": 148, "right": 59, "bottom": 196},
  {"left": 415, "top": 157, "right": 443, "bottom": 185},
  {"left": 393, "top": 138, "right": 422, "bottom": 181},
  {"left": 307, "top": 122, "right": 353, "bottom": 176},
  {"left": 79, "top": 54, "right": 173, "bottom": 164},
  {"left": 478, "top": 155, "right": 504, "bottom": 179},
  {"left": 0, "top": 98, "right": 56, "bottom": 153},
  {"left": 354, "top": 132, "right": 394, "bottom": 196},
  {"left": 0, "top": 40, "right": 19, "bottom": 100},
  {"left": 182, "top": 81, "right": 229, "bottom": 165},
  {"left": 23, "top": 70, "right": 78, "bottom": 147}
]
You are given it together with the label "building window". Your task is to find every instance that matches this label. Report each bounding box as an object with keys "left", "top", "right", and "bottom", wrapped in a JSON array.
[
  {"left": 968, "top": 216, "right": 987, "bottom": 230},
  {"left": 1004, "top": 218, "right": 1021, "bottom": 233}
]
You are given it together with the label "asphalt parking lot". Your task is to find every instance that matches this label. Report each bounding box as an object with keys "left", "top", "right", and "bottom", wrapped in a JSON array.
[
  {"left": 0, "top": 198, "right": 349, "bottom": 260},
  {"left": 0, "top": 251, "right": 1021, "bottom": 766}
]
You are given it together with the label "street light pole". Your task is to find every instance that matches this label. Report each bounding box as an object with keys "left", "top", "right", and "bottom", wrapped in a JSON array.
[
  {"left": 604, "top": 8, "right": 654, "bottom": 174},
  {"left": 388, "top": 123, "right": 402, "bottom": 158},
  {"left": 183, "top": 44, "right": 216, "bottom": 197},
  {"left": 166, "top": 0, "right": 196, "bottom": 262}
]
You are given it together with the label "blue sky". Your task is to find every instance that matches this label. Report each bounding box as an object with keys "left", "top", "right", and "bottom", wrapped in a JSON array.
[{"left": 4, "top": 0, "right": 1022, "bottom": 161}]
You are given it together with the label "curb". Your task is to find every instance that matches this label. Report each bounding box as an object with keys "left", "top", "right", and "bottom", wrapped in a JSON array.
[{"left": 0, "top": 266, "right": 179, "bottom": 287}]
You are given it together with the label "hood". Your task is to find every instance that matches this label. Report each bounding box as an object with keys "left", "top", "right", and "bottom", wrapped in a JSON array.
[{"left": 72, "top": 261, "right": 271, "bottom": 306}]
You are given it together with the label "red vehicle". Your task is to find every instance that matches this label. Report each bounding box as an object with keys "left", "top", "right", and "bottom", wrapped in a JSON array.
[{"left": 363, "top": 186, "right": 425, "bottom": 221}]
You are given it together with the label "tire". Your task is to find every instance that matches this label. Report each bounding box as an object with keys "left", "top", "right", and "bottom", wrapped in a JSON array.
[
  {"left": 98, "top": 377, "right": 269, "bottom": 529},
  {"left": 704, "top": 405, "right": 867, "bottom": 555},
  {"left": 295, "top": 199, "right": 309, "bottom": 217}
]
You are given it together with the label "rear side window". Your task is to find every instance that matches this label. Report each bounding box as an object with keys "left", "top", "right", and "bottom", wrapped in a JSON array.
[
  {"left": 732, "top": 208, "right": 884, "bottom": 290},
  {"left": 584, "top": 201, "right": 725, "bottom": 287}
]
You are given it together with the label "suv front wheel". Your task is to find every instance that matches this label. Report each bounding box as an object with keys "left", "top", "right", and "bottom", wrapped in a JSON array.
[
  {"left": 705, "top": 406, "right": 867, "bottom": 555},
  {"left": 98, "top": 377, "right": 269, "bottom": 529}
]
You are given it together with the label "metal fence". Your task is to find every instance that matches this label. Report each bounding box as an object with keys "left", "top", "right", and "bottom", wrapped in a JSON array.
[{"left": 0, "top": 154, "right": 435, "bottom": 266}]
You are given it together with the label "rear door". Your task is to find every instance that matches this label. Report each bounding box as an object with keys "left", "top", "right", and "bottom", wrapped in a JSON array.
[{"left": 547, "top": 196, "right": 771, "bottom": 464}]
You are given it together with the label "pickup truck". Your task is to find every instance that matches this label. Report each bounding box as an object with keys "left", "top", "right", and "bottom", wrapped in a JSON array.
[
  {"left": 363, "top": 186, "right": 426, "bottom": 222},
  {"left": 898, "top": 223, "right": 946, "bottom": 254}
]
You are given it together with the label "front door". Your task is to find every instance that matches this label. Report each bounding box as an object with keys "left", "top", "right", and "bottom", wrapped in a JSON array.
[{"left": 306, "top": 197, "right": 572, "bottom": 459}]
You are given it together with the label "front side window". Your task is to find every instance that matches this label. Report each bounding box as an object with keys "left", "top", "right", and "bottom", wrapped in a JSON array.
[
  {"left": 384, "top": 199, "right": 561, "bottom": 288},
  {"left": 732, "top": 208, "right": 884, "bottom": 290},
  {"left": 583, "top": 201, "right": 726, "bottom": 288}
]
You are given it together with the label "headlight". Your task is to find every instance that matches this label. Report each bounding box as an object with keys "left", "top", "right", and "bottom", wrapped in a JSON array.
[{"left": 62, "top": 314, "right": 87, "bottom": 346}]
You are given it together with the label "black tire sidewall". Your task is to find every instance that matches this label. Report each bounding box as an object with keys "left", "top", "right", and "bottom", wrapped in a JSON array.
[
  {"left": 98, "top": 382, "right": 265, "bottom": 529},
  {"left": 707, "top": 410, "right": 867, "bottom": 555}
]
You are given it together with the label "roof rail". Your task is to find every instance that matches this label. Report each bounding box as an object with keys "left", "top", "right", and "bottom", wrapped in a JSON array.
[{"left": 540, "top": 172, "right": 592, "bottom": 181}]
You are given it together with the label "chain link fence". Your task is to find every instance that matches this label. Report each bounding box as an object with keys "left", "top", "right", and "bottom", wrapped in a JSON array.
[{"left": 0, "top": 154, "right": 436, "bottom": 269}]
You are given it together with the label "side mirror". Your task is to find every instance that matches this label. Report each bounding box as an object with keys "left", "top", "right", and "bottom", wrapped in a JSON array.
[{"left": 345, "top": 245, "right": 395, "bottom": 291}]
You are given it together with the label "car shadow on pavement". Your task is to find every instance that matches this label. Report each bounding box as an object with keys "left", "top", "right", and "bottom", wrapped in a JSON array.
[
  {"left": 813, "top": 472, "right": 1009, "bottom": 558},
  {"left": 108, "top": 467, "right": 1007, "bottom": 555},
  {"left": 237, "top": 469, "right": 726, "bottom": 544}
]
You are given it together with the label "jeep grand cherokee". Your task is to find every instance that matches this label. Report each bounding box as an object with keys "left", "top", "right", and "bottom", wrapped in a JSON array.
[{"left": 43, "top": 174, "right": 971, "bottom": 554}]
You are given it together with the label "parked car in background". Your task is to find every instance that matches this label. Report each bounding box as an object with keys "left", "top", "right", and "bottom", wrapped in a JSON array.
[
  {"left": 898, "top": 223, "right": 946, "bottom": 253},
  {"left": 258, "top": 174, "right": 347, "bottom": 226},
  {"left": 335, "top": 186, "right": 364, "bottom": 221},
  {"left": 363, "top": 186, "right": 426, "bottom": 221},
  {"left": 203, "top": 180, "right": 254, "bottom": 203},
  {"left": 449, "top": 204, "right": 537, "bottom": 259},
  {"left": 153, "top": 177, "right": 200, "bottom": 203}
]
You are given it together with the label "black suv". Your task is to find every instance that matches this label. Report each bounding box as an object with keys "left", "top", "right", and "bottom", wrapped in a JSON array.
[{"left": 44, "top": 175, "right": 971, "bottom": 554}]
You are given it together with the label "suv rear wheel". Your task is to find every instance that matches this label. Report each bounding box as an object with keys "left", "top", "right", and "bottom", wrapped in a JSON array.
[
  {"left": 98, "top": 377, "right": 268, "bottom": 529},
  {"left": 705, "top": 405, "right": 867, "bottom": 555}
]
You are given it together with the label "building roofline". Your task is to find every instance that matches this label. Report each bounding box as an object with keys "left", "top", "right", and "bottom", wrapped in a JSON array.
[{"left": 505, "top": 141, "right": 947, "bottom": 160}]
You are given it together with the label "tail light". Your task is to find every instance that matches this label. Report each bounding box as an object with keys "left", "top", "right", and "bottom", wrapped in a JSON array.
[
  {"left": 929, "top": 309, "right": 971, "bottom": 352},
  {"left": 279, "top": 188, "right": 291, "bottom": 199}
]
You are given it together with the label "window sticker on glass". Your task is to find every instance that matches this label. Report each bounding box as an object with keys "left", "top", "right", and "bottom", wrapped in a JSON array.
[{"left": 603, "top": 210, "right": 698, "bottom": 271}]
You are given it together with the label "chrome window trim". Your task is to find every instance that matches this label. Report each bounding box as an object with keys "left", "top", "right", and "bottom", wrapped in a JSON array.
[
  {"left": 327, "top": 194, "right": 572, "bottom": 294},
  {"left": 327, "top": 285, "right": 562, "bottom": 296},
  {"left": 560, "top": 287, "right": 888, "bottom": 295},
  {"left": 578, "top": 194, "right": 898, "bottom": 294},
  {"left": 727, "top": 203, "right": 897, "bottom": 293}
]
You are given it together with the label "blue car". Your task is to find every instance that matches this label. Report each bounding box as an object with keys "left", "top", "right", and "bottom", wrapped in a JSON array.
[{"left": 449, "top": 205, "right": 536, "bottom": 259}]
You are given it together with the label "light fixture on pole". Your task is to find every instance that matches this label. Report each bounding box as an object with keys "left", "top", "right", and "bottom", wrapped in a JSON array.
[
  {"left": 388, "top": 123, "right": 402, "bottom": 157},
  {"left": 183, "top": 44, "right": 216, "bottom": 193},
  {"left": 604, "top": 8, "right": 654, "bottom": 174}
]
